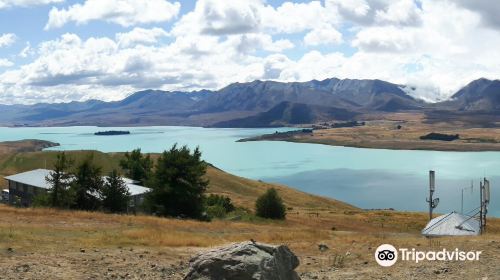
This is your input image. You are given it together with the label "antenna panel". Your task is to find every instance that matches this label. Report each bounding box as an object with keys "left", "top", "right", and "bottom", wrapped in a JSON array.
[
  {"left": 429, "top": 170, "right": 435, "bottom": 191},
  {"left": 484, "top": 180, "right": 490, "bottom": 203}
]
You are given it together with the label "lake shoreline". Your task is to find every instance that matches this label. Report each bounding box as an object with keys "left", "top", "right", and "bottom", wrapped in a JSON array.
[
  {"left": 0, "top": 139, "right": 60, "bottom": 154},
  {"left": 237, "top": 114, "right": 500, "bottom": 152},
  {"left": 239, "top": 133, "right": 500, "bottom": 152}
]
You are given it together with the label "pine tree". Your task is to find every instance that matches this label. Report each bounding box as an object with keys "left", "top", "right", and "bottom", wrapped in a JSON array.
[
  {"left": 71, "top": 154, "right": 103, "bottom": 210},
  {"left": 102, "top": 170, "right": 130, "bottom": 213},
  {"left": 146, "top": 144, "right": 209, "bottom": 219},
  {"left": 119, "top": 148, "right": 152, "bottom": 184},
  {"left": 44, "top": 152, "right": 74, "bottom": 208}
]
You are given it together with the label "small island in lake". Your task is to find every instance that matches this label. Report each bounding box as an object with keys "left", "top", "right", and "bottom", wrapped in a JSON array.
[{"left": 94, "top": 130, "right": 130, "bottom": 136}]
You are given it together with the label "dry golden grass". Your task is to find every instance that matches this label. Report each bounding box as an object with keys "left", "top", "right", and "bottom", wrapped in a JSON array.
[
  {"left": 2, "top": 204, "right": 498, "bottom": 253},
  {"left": 205, "top": 166, "right": 356, "bottom": 210},
  {"left": 1, "top": 203, "right": 499, "bottom": 279},
  {"left": 0, "top": 204, "right": 330, "bottom": 253}
]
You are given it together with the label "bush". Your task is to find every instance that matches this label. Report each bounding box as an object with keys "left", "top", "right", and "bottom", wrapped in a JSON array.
[
  {"left": 205, "top": 194, "right": 235, "bottom": 212},
  {"left": 204, "top": 194, "right": 235, "bottom": 219},
  {"left": 255, "top": 188, "right": 286, "bottom": 220},
  {"left": 206, "top": 205, "right": 227, "bottom": 219}
]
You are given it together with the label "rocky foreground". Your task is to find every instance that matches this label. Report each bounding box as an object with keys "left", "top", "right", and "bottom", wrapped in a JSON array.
[
  {"left": 1, "top": 237, "right": 500, "bottom": 280},
  {"left": 184, "top": 241, "right": 300, "bottom": 280}
]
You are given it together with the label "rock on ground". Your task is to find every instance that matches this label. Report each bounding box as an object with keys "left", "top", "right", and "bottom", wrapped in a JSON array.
[{"left": 184, "top": 241, "right": 301, "bottom": 280}]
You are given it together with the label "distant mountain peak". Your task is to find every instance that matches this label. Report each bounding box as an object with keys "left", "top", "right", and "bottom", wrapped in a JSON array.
[
  {"left": 1, "top": 76, "right": 497, "bottom": 127},
  {"left": 444, "top": 78, "right": 500, "bottom": 112}
]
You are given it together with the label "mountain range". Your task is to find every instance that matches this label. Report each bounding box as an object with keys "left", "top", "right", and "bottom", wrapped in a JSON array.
[{"left": 0, "top": 78, "right": 498, "bottom": 127}]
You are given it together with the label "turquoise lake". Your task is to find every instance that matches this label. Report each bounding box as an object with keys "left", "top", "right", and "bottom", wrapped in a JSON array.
[{"left": 0, "top": 126, "right": 498, "bottom": 217}]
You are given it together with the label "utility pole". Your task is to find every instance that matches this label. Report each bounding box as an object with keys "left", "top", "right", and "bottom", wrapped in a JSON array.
[
  {"left": 481, "top": 178, "right": 490, "bottom": 233},
  {"left": 479, "top": 180, "right": 483, "bottom": 234},
  {"left": 426, "top": 170, "right": 439, "bottom": 220}
]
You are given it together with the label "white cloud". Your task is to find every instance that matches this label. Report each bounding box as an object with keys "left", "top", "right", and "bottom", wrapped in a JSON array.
[
  {"left": 0, "top": 33, "right": 16, "bottom": 48},
  {"left": 230, "top": 34, "right": 294, "bottom": 53},
  {"left": 116, "top": 27, "right": 168, "bottom": 47},
  {"left": 375, "top": 0, "right": 422, "bottom": 26},
  {"left": 0, "top": 0, "right": 62, "bottom": 9},
  {"left": 327, "top": 0, "right": 370, "bottom": 17},
  {"left": 2, "top": 0, "right": 500, "bottom": 104},
  {"left": 352, "top": 26, "right": 417, "bottom": 52},
  {"left": 172, "top": 0, "right": 340, "bottom": 36},
  {"left": 262, "top": 54, "right": 292, "bottom": 79},
  {"left": 45, "top": 0, "right": 180, "bottom": 29},
  {"left": 257, "top": 0, "right": 500, "bottom": 101},
  {"left": 304, "top": 25, "right": 343, "bottom": 46},
  {"left": 18, "top": 42, "right": 33, "bottom": 58},
  {"left": 326, "top": 0, "right": 423, "bottom": 27},
  {"left": 171, "top": 0, "right": 261, "bottom": 36},
  {"left": 0, "top": 58, "right": 13, "bottom": 67},
  {"left": 260, "top": 1, "right": 339, "bottom": 34}
]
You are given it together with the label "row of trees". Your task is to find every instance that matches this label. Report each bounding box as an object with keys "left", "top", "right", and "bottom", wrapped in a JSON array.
[
  {"left": 42, "top": 145, "right": 209, "bottom": 218},
  {"left": 40, "top": 153, "right": 130, "bottom": 212},
  {"left": 42, "top": 145, "right": 286, "bottom": 220}
]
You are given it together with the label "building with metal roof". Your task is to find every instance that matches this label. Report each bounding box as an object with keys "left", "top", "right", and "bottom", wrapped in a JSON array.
[
  {"left": 421, "top": 212, "right": 480, "bottom": 236},
  {"left": 4, "top": 169, "right": 150, "bottom": 208}
]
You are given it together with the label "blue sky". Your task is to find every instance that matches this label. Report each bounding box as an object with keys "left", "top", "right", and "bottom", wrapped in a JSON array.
[{"left": 0, "top": 0, "right": 499, "bottom": 104}]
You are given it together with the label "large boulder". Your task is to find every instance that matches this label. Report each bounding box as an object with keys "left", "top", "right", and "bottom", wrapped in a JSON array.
[{"left": 183, "top": 241, "right": 301, "bottom": 280}]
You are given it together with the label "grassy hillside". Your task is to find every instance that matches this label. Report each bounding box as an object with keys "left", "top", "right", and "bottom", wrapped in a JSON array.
[
  {"left": 1, "top": 143, "right": 499, "bottom": 279},
  {"left": 0, "top": 149, "right": 356, "bottom": 211}
]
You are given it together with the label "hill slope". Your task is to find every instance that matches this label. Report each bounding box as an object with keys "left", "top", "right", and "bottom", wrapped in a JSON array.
[
  {"left": 212, "top": 101, "right": 357, "bottom": 127},
  {"left": 439, "top": 78, "right": 500, "bottom": 112},
  {"left": 0, "top": 149, "right": 356, "bottom": 211},
  {"left": 197, "top": 78, "right": 421, "bottom": 114}
]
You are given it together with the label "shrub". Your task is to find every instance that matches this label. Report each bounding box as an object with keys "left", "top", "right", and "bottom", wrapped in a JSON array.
[
  {"left": 255, "top": 188, "right": 286, "bottom": 220},
  {"left": 206, "top": 205, "right": 227, "bottom": 219},
  {"left": 205, "top": 194, "right": 235, "bottom": 212}
]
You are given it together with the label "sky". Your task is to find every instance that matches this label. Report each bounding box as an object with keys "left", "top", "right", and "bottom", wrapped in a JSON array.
[{"left": 0, "top": 0, "right": 499, "bottom": 104}]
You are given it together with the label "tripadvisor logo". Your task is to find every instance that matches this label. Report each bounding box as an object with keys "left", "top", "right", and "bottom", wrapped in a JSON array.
[
  {"left": 374, "top": 244, "right": 482, "bottom": 267},
  {"left": 375, "top": 244, "right": 398, "bottom": 267}
]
